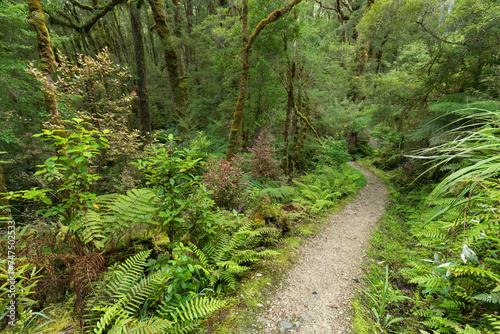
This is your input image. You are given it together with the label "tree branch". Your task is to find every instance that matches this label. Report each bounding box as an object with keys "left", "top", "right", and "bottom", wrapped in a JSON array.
[
  {"left": 293, "top": 99, "right": 320, "bottom": 140},
  {"left": 48, "top": 0, "right": 127, "bottom": 33},
  {"left": 70, "top": 0, "right": 94, "bottom": 11},
  {"left": 315, "top": 0, "right": 335, "bottom": 11},
  {"left": 246, "top": 0, "right": 303, "bottom": 51},
  {"left": 416, "top": 20, "right": 466, "bottom": 46},
  {"left": 339, "top": 0, "right": 352, "bottom": 12}
]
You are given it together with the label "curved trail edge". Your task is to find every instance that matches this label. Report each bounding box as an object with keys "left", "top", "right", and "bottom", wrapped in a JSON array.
[{"left": 259, "top": 162, "right": 388, "bottom": 333}]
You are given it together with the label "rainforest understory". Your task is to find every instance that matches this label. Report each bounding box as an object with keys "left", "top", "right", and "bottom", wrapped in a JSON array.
[{"left": 1, "top": 0, "right": 500, "bottom": 333}]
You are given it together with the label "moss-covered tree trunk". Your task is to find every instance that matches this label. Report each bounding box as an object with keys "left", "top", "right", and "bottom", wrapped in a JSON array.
[
  {"left": 130, "top": 1, "right": 151, "bottom": 137},
  {"left": 291, "top": 76, "right": 303, "bottom": 176},
  {"left": 226, "top": 0, "right": 304, "bottom": 160},
  {"left": 226, "top": 0, "right": 249, "bottom": 161},
  {"left": 27, "top": 0, "right": 67, "bottom": 152},
  {"left": 148, "top": 0, "right": 190, "bottom": 138}
]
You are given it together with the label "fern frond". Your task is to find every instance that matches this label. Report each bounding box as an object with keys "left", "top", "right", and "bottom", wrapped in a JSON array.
[
  {"left": 127, "top": 318, "right": 173, "bottom": 334},
  {"left": 105, "top": 188, "right": 159, "bottom": 229},
  {"left": 473, "top": 292, "right": 500, "bottom": 304},
  {"left": 439, "top": 298, "right": 465, "bottom": 310},
  {"left": 484, "top": 314, "right": 500, "bottom": 332},
  {"left": 448, "top": 265, "right": 500, "bottom": 282},
  {"left": 70, "top": 210, "right": 106, "bottom": 249},
  {"left": 104, "top": 250, "right": 152, "bottom": 300},
  {"left": 159, "top": 296, "right": 225, "bottom": 322},
  {"left": 410, "top": 273, "right": 448, "bottom": 290}
]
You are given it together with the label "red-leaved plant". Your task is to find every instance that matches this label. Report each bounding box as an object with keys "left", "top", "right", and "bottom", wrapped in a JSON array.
[
  {"left": 247, "top": 128, "right": 282, "bottom": 180},
  {"left": 202, "top": 155, "right": 248, "bottom": 210}
]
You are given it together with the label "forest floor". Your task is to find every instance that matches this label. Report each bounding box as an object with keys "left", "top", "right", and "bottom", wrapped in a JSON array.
[{"left": 255, "top": 163, "right": 388, "bottom": 333}]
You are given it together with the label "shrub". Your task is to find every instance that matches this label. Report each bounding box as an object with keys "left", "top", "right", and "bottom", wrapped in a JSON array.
[
  {"left": 135, "top": 135, "right": 216, "bottom": 246},
  {"left": 202, "top": 155, "right": 248, "bottom": 211},
  {"left": 247, "top": 128, "right": 282, "bottom": 180},
  {"left": 316, "top": 136, "right": 351, "bottom": 167}
]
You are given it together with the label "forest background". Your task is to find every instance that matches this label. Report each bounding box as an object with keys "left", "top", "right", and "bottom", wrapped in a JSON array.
[{"left": 0, "top": 0, "right": 499, "bottom": 333}]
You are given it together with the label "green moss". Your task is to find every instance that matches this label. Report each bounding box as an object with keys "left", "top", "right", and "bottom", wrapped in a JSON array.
[
  {"left": 296, "top": 224, "right": 317, "bottom": 236},
  {"left": 352, "top": 298, "right": 379, "bottom": 334}
]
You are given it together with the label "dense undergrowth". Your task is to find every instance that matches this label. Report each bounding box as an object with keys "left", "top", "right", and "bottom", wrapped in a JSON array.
[
  {"left": 0, "top": 124, "right": 365, "bottom": 333},
  {"left": 353, "top": 110, "right": 500, "bottom": 334}
]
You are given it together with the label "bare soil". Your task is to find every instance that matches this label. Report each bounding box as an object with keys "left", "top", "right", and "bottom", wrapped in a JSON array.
[{"left": 258, "top": 163, "right": 388, "bottom": 333}]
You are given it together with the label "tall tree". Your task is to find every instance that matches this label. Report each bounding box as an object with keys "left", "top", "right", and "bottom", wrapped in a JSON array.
[
  {"left": 149, "top": 0, "right": 190, "bottom": 138},
  {"left": 283, "top": 60, "right": 296, "bottom": 175},
  {"left": 129, "top": 0, "right": 151, "bottom": 136},
  {"left": 27, "top": 0, "right": 67, "bottom": 150},
  {"left": 225, "top": 0, "right": 304, "bottom": 160}
]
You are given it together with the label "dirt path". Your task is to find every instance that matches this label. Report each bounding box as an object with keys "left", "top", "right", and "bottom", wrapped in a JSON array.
[{"left": 258, "top": 163, "right": 388, "bottom": 333}]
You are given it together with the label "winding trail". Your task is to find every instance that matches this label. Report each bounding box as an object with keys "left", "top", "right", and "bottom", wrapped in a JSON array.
[{"left": 259, "top": 163, "right": 388, "bottom": 333}]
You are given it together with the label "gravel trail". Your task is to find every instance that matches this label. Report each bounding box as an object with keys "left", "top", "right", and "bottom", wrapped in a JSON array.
[{"left": 258, "top": 163, "right": 388, "bottom": 333}]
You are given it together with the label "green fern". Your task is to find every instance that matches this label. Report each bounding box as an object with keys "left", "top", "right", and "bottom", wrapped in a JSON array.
[
  {"left": 260, "top": 186, "right": 296, "bottom": 203},
  {"left": 70, "top": 210, "right": 106, "bottom": 249},
  {"left": 293, "top": 181, "right": 337, "bottom": 214},
  {"left": 69, "top": 188, "right": 159, "bottom": 251},
  {"left": 159, "top": 296, "right": 225, "bottom": 322},
  {"left": 484, "top": 314, "right": 500, "bottom": 333},
  {"left": 473, "top": 292, "right": 500, "bottom": 304},
  {"left": 410, "top": 273, "right": 449, "bottom": 291},
  {"left": 88, "top": 250, "right": 224, "bottom": 334},
  {"left": 190, "top": 223, "right": 279, "bottom": 291}
]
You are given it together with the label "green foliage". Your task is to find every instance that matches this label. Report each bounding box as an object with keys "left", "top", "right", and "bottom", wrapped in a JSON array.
[
  {"left": 258, "top": 183, "right": 295, "bottom": 204},
  {"left": 5, "top": 119, "right": 109, "bottom": 222},
  {"left": 293, "top": 164, "right": 366, "bottom": 214},
  {"left": 412, "top": 109, "right": 500, "bottom": 203},
  {"left": 361, "top": 265, "right": 409, "bottom": 332},
  {"left": 371, "top": 112, "right": 500, "bottom": 332},
  {"left": 0, "top": 0, "right": 43, "bottom": 155},
  {"left": 146, "top": 243, "right": 208, "bottom": 312},
  {"left": 191, "top": 219, "right": 279, "bottom": 292},
  {"left": 88, "top": 249, "right": 225, "bottom": 334},
  {"left": 314, "top": 137, "right": 351, "bottom": 167},
  {"left": 70, "top": 188, "right": 159, "bottom": 251},
  {"left": 135, "top": 135, "right": 216, "bottom": 246},
  {"left": 0, "top": 262, "right": 43, "bottom": 331},
  {"left": 293, "top": 181, "right": 337, "bottom": 214}
]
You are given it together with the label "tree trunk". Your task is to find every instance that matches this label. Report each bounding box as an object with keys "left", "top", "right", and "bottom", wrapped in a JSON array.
[
  {"left": 291, "top": 81, "right": 303, "bottom": 175},
  {"left": 130, "top": 1, "right": 151, "bottom": 137},
  {"left": 225, "top": 0, "right": 249, "bottom": 160},
  {"left": 299, "top": 91, "right": 311, "bottom": 153},
  {"left": 283, "top": 60, "right": 296, "bottom": 176},
  {"left": 184, "top": 0, "right": 194, "bottom": 66},
  {"left": 27, "top": 0, "right": 67, "bottom": 152},
  {"left": 171, "top": 2, "right": 186, "bottom": 74},
  {"left": 148, "top": 0, "right": 190, "bottom": 138},
  {"left": 225, "top": 0, "right": 303, "bottom": 160}
]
